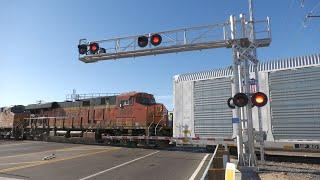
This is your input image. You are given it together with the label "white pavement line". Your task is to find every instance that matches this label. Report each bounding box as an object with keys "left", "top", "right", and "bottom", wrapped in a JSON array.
[
  {"left": 0, "top": 161, "right": 39, "bottom": 166},
  {"left": 200, "top": 145, "right": 219, "bottom": 180},
  {"left": 189, "top": 154, "right": 209, "bottom": 180},
  {"left": 79, "top": 151, "right": 160, "bottom": 180},
  {"left": 0, "top": 142, "right": 34, "bottom": 147},
  {"left": 0, "top": 177, "right": 25, "bottom": 180}
]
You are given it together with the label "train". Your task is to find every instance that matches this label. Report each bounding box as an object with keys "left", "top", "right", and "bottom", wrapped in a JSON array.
[
  {"left": 1, "top": 54, "right": 320, "bottom": 154},
  {"left": 0, "top": 92, "right": 171, "bottom": 141}
]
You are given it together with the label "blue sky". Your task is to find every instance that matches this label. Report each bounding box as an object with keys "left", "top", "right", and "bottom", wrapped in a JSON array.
[{"left": 0, "top": 0, "right": 319, "bottom": 110}]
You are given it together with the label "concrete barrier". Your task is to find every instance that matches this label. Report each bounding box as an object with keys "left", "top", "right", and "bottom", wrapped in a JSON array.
[{"left": 225, "top": 163, "right": 236, "bottom": 180}]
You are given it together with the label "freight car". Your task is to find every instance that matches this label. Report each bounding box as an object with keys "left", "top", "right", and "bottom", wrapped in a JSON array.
[
  {"left": 173, "top": 53, "right": 320, "bottom": 152},
  {"left": 0, "top": 92, "right": 171, "bottom": 140}
]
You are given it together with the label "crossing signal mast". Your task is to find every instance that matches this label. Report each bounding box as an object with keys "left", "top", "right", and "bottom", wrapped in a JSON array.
[{"left": 77, "top": 0, "right": 271, "bottom": 168}]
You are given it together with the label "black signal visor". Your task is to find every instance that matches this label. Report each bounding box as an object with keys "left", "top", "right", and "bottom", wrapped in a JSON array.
[
  {"left": 78, "top": 44, "right": 87, "bottom": 55},
  {"left": 233, "top": 93, "right": 249, "bottom": 107},
  {"left": 138, "top": 36, "right": 148, "bottom": 48}
]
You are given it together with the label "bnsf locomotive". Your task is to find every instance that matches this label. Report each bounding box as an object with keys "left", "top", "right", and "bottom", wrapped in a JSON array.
[{"left": 0, "top": 92, "right": 171, "bottom": 140}]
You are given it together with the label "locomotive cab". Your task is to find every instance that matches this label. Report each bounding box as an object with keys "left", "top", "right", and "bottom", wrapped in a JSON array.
[
  {"left": 115, "top": 92, "right": 169, "bottom": 135},
  {"left": 135, "top": 93, "right": 169, "bottom": 135}
]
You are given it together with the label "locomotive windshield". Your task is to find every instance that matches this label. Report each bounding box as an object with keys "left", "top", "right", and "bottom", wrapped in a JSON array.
[{"left": 136, "top": 97, "right": 155, "bottom": 105}]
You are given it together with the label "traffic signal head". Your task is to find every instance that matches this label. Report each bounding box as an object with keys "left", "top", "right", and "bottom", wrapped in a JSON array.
[
  {"left": 138, "top": 36, "right": 148, "bottom": 48},
  {"left": 233, "top": 93, "right": 249, "bottom": 107},
  {"left": 150, "top": 34, "right": 162, "bottom": 46},
  {"left": 251, "top": 92, "right": 268, "bottom": 107},
  {"left": 78, "top": 44, "right": 87, "bottom": 55},
  {"left": 89, "top": 42, "right": 99, "bottom": 54}
]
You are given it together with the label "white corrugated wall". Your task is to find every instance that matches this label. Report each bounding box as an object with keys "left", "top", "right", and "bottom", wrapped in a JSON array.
[{"left": 173, "top": 77, "right": 194, "bottom": 138}]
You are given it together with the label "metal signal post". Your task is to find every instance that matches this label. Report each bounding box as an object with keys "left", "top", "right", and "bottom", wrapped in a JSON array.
[
  {"left": 229, "top": 11, "right": 270, "bottom": 166},
  {"left": 77, "top": 1, "right": 271, "bottom": 168}
]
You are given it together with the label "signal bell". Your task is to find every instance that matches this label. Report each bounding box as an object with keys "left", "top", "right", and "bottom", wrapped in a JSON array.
[{"left": 251, "top": 92, "right": 268, "bottom": 107}]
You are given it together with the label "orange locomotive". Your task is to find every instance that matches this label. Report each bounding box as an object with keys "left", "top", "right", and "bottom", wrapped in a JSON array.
[
  {"left": 22, "top": 92, "right": 170, "bottom": 139},
  {"left": 0, "top": 106, "right": 29, "bottom": 138}
]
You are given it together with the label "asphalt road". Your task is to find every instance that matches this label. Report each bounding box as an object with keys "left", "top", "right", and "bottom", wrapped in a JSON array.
[{"left": 0, "top": 141, "right": 212, "bottom": 180}]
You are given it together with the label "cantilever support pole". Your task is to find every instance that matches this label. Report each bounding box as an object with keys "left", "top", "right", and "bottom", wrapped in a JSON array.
[
  {"left": 230, "top": 15, "right": 244, "bottom": 166},
  {"left": 249, "top": 0, "right": 265, "bottom": 163}
]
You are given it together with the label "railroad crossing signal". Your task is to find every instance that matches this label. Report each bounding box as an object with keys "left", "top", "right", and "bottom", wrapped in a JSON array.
[
  {"left": 138, "top": 35, "right": 149, "bottom": 47},
  {"left": 233, "top": 93, "right": 249, "bottom": 107},
  {"left": 150, "top": 34, "right": 162, "bottom": 46},
  {"left": 251, "top": 92, "right": 268, "bottom": 107},
  {"left": 77, "top": 17, "right": 270, "bottom": 63},
  {"left": 89, "top": 42, "right": 99, "bottom": 54},
  {"left": 137, "top": 34, "right": 162, "bottom": 48},
  {"left": 76, "top": 1, "right": 272, "bottom": 168},
  {"left": 78, "top": 42, "right": 106, "bottom": 55},
  {"left": 78, "top": 44, "right": 87, "bottom": 55},
  {"left": 228, "top": 92, "right": 268, "bottom": 108}
]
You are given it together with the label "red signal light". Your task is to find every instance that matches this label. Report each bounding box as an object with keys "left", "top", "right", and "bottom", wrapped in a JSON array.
[
  {"left": 233, "top": 93, "right": 249, "bottom": 107},
  {"left": 152, "top": 36, "right": 160, "bottom": 43},
  {"left": 251, "top": 92, "right": 268, "bottom": 107},
  {"left": 89, "top": 42, "right": 99, "bottom": 54},
  {"left": 150, "top": 34, "right": 162, "bottom": 46},
  {"left": 78, "top": 44, "right": 87, "bottom": 55},
  {"left": 138, "top": 36, "right": 148, "bottom": 48}
]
